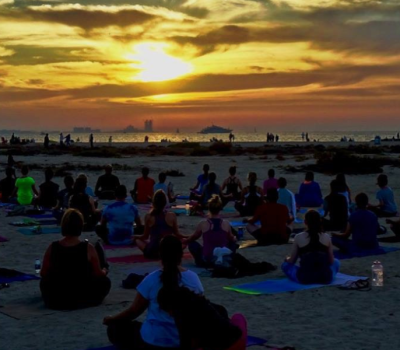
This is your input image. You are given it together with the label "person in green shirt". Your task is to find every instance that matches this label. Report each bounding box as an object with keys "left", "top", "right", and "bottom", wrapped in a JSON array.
[{"left": 12, "top": 165, "right": 39, "bottom": 205}]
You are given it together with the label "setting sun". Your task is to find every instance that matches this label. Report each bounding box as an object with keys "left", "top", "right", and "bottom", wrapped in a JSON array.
[{"left": 126, "top": 43, "right": 192, "bottom": 82}]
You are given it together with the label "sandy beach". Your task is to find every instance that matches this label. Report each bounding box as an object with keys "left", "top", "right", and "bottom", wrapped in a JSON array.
[{"left": 1, "top": 144, "right": 400, "bottom": 350}]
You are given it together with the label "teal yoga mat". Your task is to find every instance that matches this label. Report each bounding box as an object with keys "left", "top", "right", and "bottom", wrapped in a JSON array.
[
  {"left": 225, "top": 273, "right": 367, "bottom": 295},
  {"left": 17, "top": 227, "right": 61, "bottom": 235}
]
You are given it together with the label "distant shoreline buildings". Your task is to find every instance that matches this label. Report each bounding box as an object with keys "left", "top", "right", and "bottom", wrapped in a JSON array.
[
  {"left": 116, "top": 120, "right": 154, "bottom": 133},
  {"left": 73, "top": 127, "right": 101, "bottom": 133}
]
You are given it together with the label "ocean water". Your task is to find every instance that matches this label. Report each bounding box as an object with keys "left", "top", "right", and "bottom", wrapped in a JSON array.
[{"left": 2, "top": 130, "right": 400, "bottom": 144}]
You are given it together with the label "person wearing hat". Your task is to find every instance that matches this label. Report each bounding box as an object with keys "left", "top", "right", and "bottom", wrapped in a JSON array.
[
  {"left": 95, "top": 165, "right": 120, "bottom": 200},
  {"left": 96, "top": 185, "right": 143, "bottom": 245},
  {"left": 244, "top": 188, "right": 291, "bottom": 246}
]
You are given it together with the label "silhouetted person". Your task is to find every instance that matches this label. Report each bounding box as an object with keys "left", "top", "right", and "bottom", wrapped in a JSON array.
[
  {"left": 89, "top": 134, "right": 94, "bottom": 148},
  {"left": 44, "top": 134, "right": 50, "bottom": 149}
]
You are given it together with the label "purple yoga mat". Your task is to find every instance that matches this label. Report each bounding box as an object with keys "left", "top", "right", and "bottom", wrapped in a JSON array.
[{"left": 0, "top": 236, "right": 9, "bottom": 242}]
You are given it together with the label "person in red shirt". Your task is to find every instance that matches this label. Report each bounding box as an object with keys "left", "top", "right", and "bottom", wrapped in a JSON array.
[
  {"left": 131, "top": 167, "right": 155, "bottom": 204},
  {"left": 244, "top": 188, "right": 291, "bottom": 245}
]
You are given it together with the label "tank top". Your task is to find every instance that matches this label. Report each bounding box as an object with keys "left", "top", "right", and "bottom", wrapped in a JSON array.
[
  {"left": 244, "top": 185, "right": 261, "bottom": 212},
  {"left": 202, "top": 219, "right": 230, "bottom": 261},
  {"left": 226, "top": 177, "right": 239, "bottom": 196},
  {"left": 297, "top": 236, "right": 332, "bottom": 284},
  {"left": 48, "top": 241, "right": 92, "bottom": 284},
  {"left": 148, "top": 213, "right": 174, "bottom": 248}
]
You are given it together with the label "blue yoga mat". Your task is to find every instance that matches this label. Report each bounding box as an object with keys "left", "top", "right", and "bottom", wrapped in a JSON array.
[
  {"left": 85, "top": 335, "right": 267, "bottom": 350},
  {"left": 299, "top": 208, "right": 324, "bottom": 215},
  {"left": 225, "top": 273, "right": 367, "bottom": 295},
  {"left": 334, "top": 246, "right": 400, "bottom": 260},
  {"left": 18, "top": 227, "right": 61, "bottom": 235},
  {"left": 25, "top": 214, "right": 54, "bottom": 219},
  {"left": 171, "top": 208, "right": 187, "bottom": 215},
  {"left": 0, "top": 273, "right": 40, "bottom": 284},
  {"left": 176, "top": 195, "right": 190, "bottom": 200},
  {"left": 230, "top": 221, "right": 260, "bottom": 228}
]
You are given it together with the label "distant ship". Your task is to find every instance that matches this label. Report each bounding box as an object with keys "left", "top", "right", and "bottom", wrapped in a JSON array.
[{"left": 198, "top": 125, "right": 232, "bottom": 134}]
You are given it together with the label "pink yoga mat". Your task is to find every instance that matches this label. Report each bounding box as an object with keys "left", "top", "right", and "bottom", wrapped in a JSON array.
[
  {"left": 103, "top": 244, "right": 134, "bottom": 251},
  {"left": 107, "top": 252, "right": 192, "bottom": 264}
]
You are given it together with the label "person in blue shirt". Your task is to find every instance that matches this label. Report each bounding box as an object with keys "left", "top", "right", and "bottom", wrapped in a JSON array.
[
  {"left": 295, "top": 172, "right": 323, "bottom": 208},
  {"left": 103, "top": 236, "right": 204, "bottom": 349},
  {"left": 368, "top": 174, "right": 398, "bottom": 217},
  {"left": 332, "top": 193, "right": 379, "bottom": 253},
  {"left": 96, "top": 185, "right": 142, "bottom": 245},
  {"left": 190, "top": 164, "right": 210, "bottom": 199}
]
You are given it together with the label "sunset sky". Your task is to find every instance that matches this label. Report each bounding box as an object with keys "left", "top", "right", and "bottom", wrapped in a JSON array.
[{"left": 0, "top": 0, "right": 399, "bottom": 131}]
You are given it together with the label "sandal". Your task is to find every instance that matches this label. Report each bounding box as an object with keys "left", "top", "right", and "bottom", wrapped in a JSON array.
[{"left": 338, "top": 279, "right": 370, "bottom": 291}]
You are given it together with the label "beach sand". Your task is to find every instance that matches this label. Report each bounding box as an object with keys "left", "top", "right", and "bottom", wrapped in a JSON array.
[{"left": 1, "top": 148, "right": 400, "bottom": 350}]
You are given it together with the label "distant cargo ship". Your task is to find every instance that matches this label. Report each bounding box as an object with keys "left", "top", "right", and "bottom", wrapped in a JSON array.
[{"left": 198, "top": 125, "right": 232, "bottom": 134}]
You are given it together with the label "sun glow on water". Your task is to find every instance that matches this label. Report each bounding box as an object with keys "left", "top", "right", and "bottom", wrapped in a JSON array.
[{"left": 126, "top": 43, "right": 192, "bottom": 82}]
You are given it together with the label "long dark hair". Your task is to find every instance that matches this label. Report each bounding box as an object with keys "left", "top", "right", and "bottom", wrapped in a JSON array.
[
  {"left": 305, "top": 210, "right": 322, "bottom": 247},
  {"left": 159, "top": 235, "right": 183, "bottom": 291},
  {"left": 151, "top": 190, "right": 167, "bottom": 216}
]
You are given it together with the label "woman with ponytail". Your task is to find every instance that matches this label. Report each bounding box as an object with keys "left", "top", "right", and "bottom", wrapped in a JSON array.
[
  {"left": 134, "top": 190, "right": 186, "bottom": 259},
  {"left": 104, "top": 235, "right": 204, "bottom": 349},
  {"left": 282, "top": 210, "right": 340, "bottom": 284}
]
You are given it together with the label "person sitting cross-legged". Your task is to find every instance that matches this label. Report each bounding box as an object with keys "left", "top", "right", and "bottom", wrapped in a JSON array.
[
  {"left": 40, "top": 209, "right": 111, "bottom": 310},
  {"left": 245, "top": 188, "right": 291, "bottom": 246},
  {"left": 282, "top": 210, "right": 340, "bottom": 285},
  {"left": 95, "top": 165, "right": 120, "bottom": 200},
  {"left": 96, "top": 185, "right": 143, "bottom": 245},
  {"left": 332, "top": 193, "right": 380, "bottom": 252}
]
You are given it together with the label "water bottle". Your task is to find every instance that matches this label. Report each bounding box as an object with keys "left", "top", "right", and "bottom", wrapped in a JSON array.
[
  {"left": 185, "top": 202, "right": 190, "bottom": 216},
  {"left": 371, "top": 260, "right": 383, "bottom": 287},
  {"left": 237, "top": 227, "right": 244, "bottom": 240},
  {"left": 35, "top": 259, "right": 41, "bottom": 274}
]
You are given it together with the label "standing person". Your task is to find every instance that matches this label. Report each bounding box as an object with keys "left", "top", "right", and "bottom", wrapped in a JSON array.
[
  {"left": 44, "top": 133, "right": 50, "bottom": 149},
  {"left": 38, "top": 168, "right": 60, "bottom": 208},
  {"left": 295, "top": 172, "right": 323, "bottom": 208},
  {"left": 40, "top": 209, "right": 111, "bottom": 310},
  {"left": 221, "top": 166, "right": 243, "bottom": 202},
  {"left": 134, "top": 190, "right": 186, "bottom": 259},
  {"left": 234, "top": 172, "right": 263, "bottom": 217},
  {"left": 305, "top": 133, "right": 309, "bottom": 142},
  {"left": 11, "top": 166, "right": 39, "bottom": 205},
  {"left": 245, "top": 188, "right": 291, "bottom": 246},
  {"left": 65, "top": 134, "right": 71, "bottom": 146},
  {"left": 190, "top": 164, "right": 210, "bottom": 198},
  {"left": 322, "top": 180, "right": 348, "bottom": 232},
  {"left": 108, "top": 136, "right": 113, "bottom": 145},
  {"left": 96, "top": 185, "right": 142, "bottom": 245},
  {"left": 368, "top": 174, "right": 398, "bottom": 217},
  {"left": 95, "top": 165, "right": 120, "bottom": 200},
  {"left": 89, "top": 133, "right": 94, "bottom": 148},
  {"left": 277, "top": 177, "right": 296, "bottom": 221},
  {"left": 282, "top": 210, "right": 340, "bottom": 284},
  {"left": 263, "top": 169, "right": 278, "bottom": 194},
  {"left": 131, "top": 167, "right": 155, "bottom": 204},
  {"left": 0, "top": 167, "right": 16, "bottom": 203},
  {"left": 275, "top": 134, "right": 279, "bottom": 142},
  {"left": 332, "top": 193, "right": 380, "bottom": 252},
  {"left": 103, "top": 236, "right": 204, "bottom": 350},
  {"left": 301, "top": 132, "right": 305, "bottom": 141},
  {"left": 59, "top": 133, "right": 64, "bottom": 147}
]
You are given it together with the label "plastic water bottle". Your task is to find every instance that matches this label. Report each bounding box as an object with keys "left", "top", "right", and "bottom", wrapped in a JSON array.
[
  {"left": 35, "top": 259, "right": 41, "bottom": 274},
  {"left": 371, "top": 260, "right": 383, "bottom": 287},
  {"left": 185, "top": 203, "right": 190, "bottom": 216},
  {"left": 237, "top": 227, "right": 244, "bottom": 240}
]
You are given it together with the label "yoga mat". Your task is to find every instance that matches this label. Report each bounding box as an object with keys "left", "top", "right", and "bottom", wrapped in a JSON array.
[
  {"left": 299, "top": 208, "right": 324, "bottom": 215},
  {"left": 0, "top": 203, "right": 13, "bottom": 207},
  {"left": 294, "top": 218, "right": 304, "bottom": 224},
  {"left": 103, "top": 244, "right": 134, "bottom": 251},
  {"left": 176, "top": 195, "right": 190, "bottom": 200},
  {"left": 230, "top": 221, "right": 260, "bottom": 228},
  {"left": 84, "top": 335, "right": 267, "bottom": 350},
  {"left": 334, "top": 246, "right": 400, "bottom": 260},
  {"left": 171, "top": 208, "right": 186, "bottom": 215},
  {"left": 108, "top": 252, "right": 192, "bottom": 264},
  {"left": 25, "top": 214, "right": 54, "bottom": 219},
  {"left": 224, "top": 273, "right": 367, "bottom": 295},
  {"left": 0, "top": 236, "right": 9, "bottom": 242},
  {"left": 0, "top": 273, "right": 40, "bottom": 284},
  {"left": 17, "top": 227, "right": 61, "bottom": 236}
]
